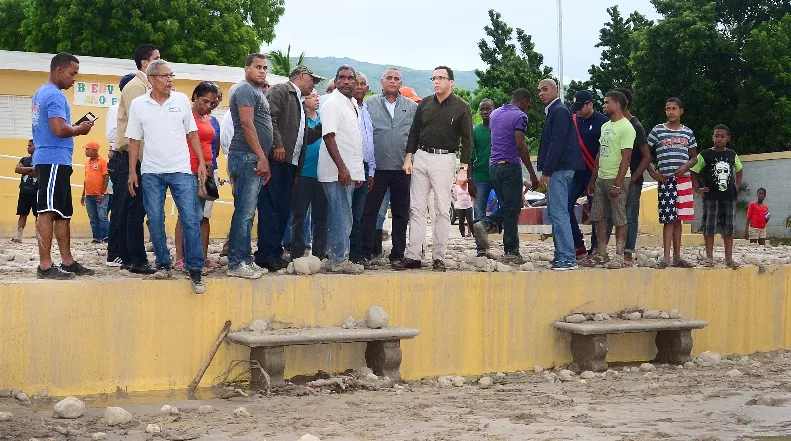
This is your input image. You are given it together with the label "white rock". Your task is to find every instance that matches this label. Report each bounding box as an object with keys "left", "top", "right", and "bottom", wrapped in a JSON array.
[
  {"left": 293, "top": 256, "right": 315, "bottom": 275},
  {"left": 642, "top": 310, "right": 661, "bottom": 319},
  {"left": 519, "top": 262, "right": 535, "bottom": 271},
  {"left": 451, "top": 376, "right": 465, "bottom": 387},
  {"left": 365, "top": 305, "right": 389, "bottom": 329},
  {"left": 146, "top": 424, "right": 161, "bottom": 433},
  {"left": 659, "top": 312, "right": 670, "bottom": 319},
  {"left": 696, "top": 351, "right": 722, "bottom": 367},
  {"left": 0, "top": 412, "right": 11, "bottom": 421},
  {"left": 342, "top": 316, "right": 357, "bottom": 329},
  {"left": 218, "top": 256, "right": 229, "bottom": 266},
  {"left": 15, "top": 392, "right": 30, "bottom": 405},
  {"left": 286, "top": 262, "right": 295, "bottom": 274},
  {"left": 233, "top": 407, "right": 250, "bottom": 417},
  {"left": 145, "top": 243, "right": 154, "bottom": 252},
  {"left": 639, "top": 363, "right": 656, "bottom": 372},
  {"left": 539, "top": 252, "right": 554, "bottom": 262},
  {"left": 473, "top": 256, "right": 488, "bottom": 269},
  {"left": 668, "top": 309, "right": 681, "bottom": 319},
  {"left": 198, "top": 405, "right": 214, "bottom": 414},
  {"left": 593, "top": 313, "right": 607, "bottom": 321},
  {"left": 727, "top": 369, "right": 743, "bottom": 378},
  {"left": 53, "top": 396, "right": 85, "bottom": 419},
  {"left": 104, "top": 407, "right": 133, "bottom": 426},
  {"left": 627, "top": 312, "right": 642, "bottom": 320},
  {"left": 533, "top": 365, "right": 544, "bottom": 373},
  {"left": 160, "top": 404, "right": 178, "bottom": 414},
  {"left": 683, "top": 361, "right": 696, "bottom": 369},
  {"left": 494, "top": 372, "right": 506, "bottom": 378},
  {"left": 298, "top": 435, "right": 321, "bottom": 441},
  {"left": 365, "top": 372, "right": 379, "bottom": 381},
  {"left": 478, "top": 377, "right": 493, "bottom": 389},
  {"left": 738, "top": 356, "right": 750, "bottom": 365},
  {"left": 249, "top": 319, "right": 269, "bottom": 333},
  {"left": 92, "top": 433, "right": 108, "bottom": 441},
  {"left": 564, "top": 314, "right": 587, "bottom": 323},
  {"left": 495, "top": 262, "right": 513, "bottom": 272},
  {"left": 580, "top": 371, "right": 596, "bottom": 379},
  {"left": 558, "top": 369, "right": 575, "bottom": 382},
  {"left": 437, "top": 376, "right": 454, "bottom": 387}
]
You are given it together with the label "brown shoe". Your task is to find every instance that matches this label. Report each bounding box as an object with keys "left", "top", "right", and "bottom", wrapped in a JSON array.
[
  {"left": 392, "top": 258, "right": 422, "bottom": 271},
  {"left": 432, "top": 260, "right": 446, "bottom": 272}
]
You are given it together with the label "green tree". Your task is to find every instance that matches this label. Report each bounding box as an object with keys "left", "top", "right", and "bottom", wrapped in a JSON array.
[
  {"left": 267, "top": 44, "right": 305, "bottom": 76},
  {"left": 1, "top": 0, "right": 285, "bottom": 67},
  {"left": 631, "top": 0, "right": 739, "bottom": 149},
  {"left": 453, "top": 87, "right": 473, "bottom": 104},
  {"left": 587, "top": 6, "right": 652, "bottom": 99},
  {"left": 475, "top": 9, "right": 553, "bottom": 142},
  {"left": 0, "top": 0, "right": 24, "bottom": 51}
]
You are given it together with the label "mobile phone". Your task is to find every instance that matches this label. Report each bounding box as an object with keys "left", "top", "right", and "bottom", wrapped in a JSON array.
[{"left": 75, "top": 112, "right": 98, "bottom": 125}]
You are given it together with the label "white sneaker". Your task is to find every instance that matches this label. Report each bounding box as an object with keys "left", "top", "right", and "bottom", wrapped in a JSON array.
[
  {"left": 251, "top": 262, "right": 269, "bottom": 274},
  {"left": 330, "top": 260, "right": 364, "bottom": 274},
  {"left": 227, "top": 262, "right": 263, "bottom": 279},
  {"left": 105, "top": 257, "right": 123, "bottom": 267}
]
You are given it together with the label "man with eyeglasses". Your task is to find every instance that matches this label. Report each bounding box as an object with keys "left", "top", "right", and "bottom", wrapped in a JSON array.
[
  {"left": 111, "top": 44, "right": 160, "bottom": 274},
  {"left": 125, "top": 59, "right": 208, "bottom": 294},
  {"left": 253, "top": 65, "right": 322, "bottom": 272},
  {"left": 396, "top": 66, "right": 473, "bottom": 272},
  {"left": 360, "top": 68, "right": 417, "bottom": 266}
]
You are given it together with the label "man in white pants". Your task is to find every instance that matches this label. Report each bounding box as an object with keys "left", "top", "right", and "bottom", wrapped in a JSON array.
[{"left": 395, "top": 65, "right": 473, "bottom": 272}]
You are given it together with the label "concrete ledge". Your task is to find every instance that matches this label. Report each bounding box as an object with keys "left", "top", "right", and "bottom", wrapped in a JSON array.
[
  {"left": 553, "top": 319, "right": 708, "bottom": 335},
  {"left": 226, "top": 327, "right": 420, "bottom": 347}
]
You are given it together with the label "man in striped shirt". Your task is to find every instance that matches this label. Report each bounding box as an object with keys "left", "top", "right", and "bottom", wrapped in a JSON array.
[{"left": 646, "top": 97, "right": 698, "bottom": 268}]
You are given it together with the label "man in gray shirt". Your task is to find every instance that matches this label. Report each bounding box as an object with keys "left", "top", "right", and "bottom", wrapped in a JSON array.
[
  {"left": 360, "top": 68, "right": 418, "bottom": 265},
  {"left": 226, "top": 53, "right": 273, "bottom": 279}
]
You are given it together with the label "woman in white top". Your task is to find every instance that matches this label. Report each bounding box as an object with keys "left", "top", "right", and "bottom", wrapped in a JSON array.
[{"left": 452, "top": 176, "right": 474, "bottom": 237}]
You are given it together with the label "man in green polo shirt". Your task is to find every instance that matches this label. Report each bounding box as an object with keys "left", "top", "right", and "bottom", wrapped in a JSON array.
[{"left": 468, "top": 99, "right": 494, "bottom": 257}]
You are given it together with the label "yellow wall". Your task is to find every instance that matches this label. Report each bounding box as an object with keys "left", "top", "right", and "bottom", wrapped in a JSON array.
[
  {"left": 0, "top": 69, "right": 237, "bottom": 238},
  {"left": 1, "top": 268, "right": 789, "bottom": 396}
]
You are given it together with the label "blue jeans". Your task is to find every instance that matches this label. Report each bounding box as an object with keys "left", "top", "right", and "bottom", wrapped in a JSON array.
[
  {"left": 349, "top": 174, "right": 368, "bottom": 262},
  {"left": 546, "top": 169, "right": 576, "bottom": 263},
  {"left": 568, "top": 169, "right": 592, "bottom": 250},
  {"left": 141, "top": 172, "right": 203, "bottom": 271},
  {"left": 480, "top": 163, "right": 523, "bottom": 254},
  {"left": 227, "top": 151, "right": 264, "bottom": 269},
  {"left": 323, "top": 181, "right": 354, "bottom": 265},
  {"left": 376, "top": 189, "right": 390, "bottom": 229},
  {"left": 255, "top": 158, "right": 296, "bottom": 263},
  {"left": 282, "top": 211, "right": 311, "bottom": 250},
  {"left": 473, "top": 180, "right": 495, "bottom": 222},
  {"left": 85, "top": 195, "right": 109, "bottom": 241}
]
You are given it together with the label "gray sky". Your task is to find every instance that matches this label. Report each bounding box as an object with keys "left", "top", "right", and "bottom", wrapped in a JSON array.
[{"left": 266, "top": 0, "right": 660, "bottom": 82}]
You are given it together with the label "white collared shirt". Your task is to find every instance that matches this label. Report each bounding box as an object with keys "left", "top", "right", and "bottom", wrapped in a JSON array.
[
  {"left": 125, "top": 90, "right": 197, "bottom": 175},
  {"left": 385, "top": 99, "right": 397, "bottom": 118},
  {"left": 105, "top": 103, "right": 119, "bottom": 150},
  {"left": 545, "top": 97, "right": 560, "bottom": 115},
  {"left": 290, "top": 81, "right": 306, "bottom": 166},
  {"left": 318, "top": 89, "right": 364, "bottom": 182}
]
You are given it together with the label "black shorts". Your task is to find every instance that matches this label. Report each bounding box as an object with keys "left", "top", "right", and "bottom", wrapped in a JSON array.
[
  {"left": 35, "top": 164, "right": 73, "bottom": 219},
  {"left": 16, "top": 191, "right": 38, "bottom": 217}
]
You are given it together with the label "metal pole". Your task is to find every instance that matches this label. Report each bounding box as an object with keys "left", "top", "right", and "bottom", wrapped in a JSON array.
[{"left": 557, "top": 0, "right": 564, "bottom": 100}]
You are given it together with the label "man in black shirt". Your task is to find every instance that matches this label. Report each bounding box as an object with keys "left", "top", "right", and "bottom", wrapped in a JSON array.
[
  {"left": 396, "top": 65, "right": 473, "bottom": 272},
  {"left": 13, "top": 139, "right": 38, "bottom": 243}
]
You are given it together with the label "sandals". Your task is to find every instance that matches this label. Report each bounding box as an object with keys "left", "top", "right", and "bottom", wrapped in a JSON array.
[
  {"left": 701, "top": 258, "right": 715, "bottom": 268},
  {"left": 672, "top": 259, "right": 695, "bottom": 268},
  {"left": 726, "top": 260, "right": 742, "bottom": 269},
  {"left": 581, "top": 254, "right": 609, "bottom": 268}
]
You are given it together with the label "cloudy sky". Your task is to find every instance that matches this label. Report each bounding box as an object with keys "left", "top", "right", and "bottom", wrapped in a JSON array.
[{"left": 266, "top": 0, "right": 661, "bottom": 82}]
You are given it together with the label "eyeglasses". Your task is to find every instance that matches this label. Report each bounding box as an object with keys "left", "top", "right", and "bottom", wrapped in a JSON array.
[
  {"left": 384, "top": 76, "right": 402, "bottom": 81},
  {"left": 151, "top": 74, "right": 176, "bottom": 79},
  {"left": 430, "top": 76, "right": 449, "bottom": 82}
]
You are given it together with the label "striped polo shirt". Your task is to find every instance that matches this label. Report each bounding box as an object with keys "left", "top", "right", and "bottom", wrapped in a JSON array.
[{"left": 647, "top": 124, "right": 698, "bottom": 177}]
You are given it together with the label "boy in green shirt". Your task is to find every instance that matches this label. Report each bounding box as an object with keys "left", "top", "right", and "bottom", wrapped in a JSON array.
[
  {"left": 584, "top": 91, "right": 635, "bottom": 268},
  {"left": 468, "top": 99, "right": 495, "bottom": 257}
]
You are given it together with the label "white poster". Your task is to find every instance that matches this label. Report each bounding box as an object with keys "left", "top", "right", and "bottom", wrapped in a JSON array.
[{"left": 73, "top": 82, "right": 120, "bottom": 107}]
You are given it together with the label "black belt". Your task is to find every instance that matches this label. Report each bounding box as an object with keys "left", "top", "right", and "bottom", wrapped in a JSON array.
[{"left": 420, "top": 146, "right": 453, "bottom": 155}]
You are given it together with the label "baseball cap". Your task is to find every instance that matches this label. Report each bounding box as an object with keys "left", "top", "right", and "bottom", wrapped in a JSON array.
[
  {"left": 400, "top": 86, "right": 421, "bottom": 103},
  {"left": 119, "top": 73, "right": 136, "bottom": 91},
  {"left": 570, "top": 90, "right": 594, "bottom": 112},
  {"left": 83, "top": 141, "right": 101, "bottom": 150},
  {"left": 290, "top": 65, "right": 323, "bottom": 84}
]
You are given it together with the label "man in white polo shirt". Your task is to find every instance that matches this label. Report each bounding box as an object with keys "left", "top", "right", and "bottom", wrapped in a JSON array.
[
  {"left": 319, "top": 65, "right": 365, "bottom": 274},
  {"left": 125, "top": 59, "right": 208, "bottom": 294}
]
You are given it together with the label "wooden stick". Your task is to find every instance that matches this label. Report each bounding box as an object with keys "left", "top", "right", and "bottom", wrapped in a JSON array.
[{"left": 187, "top": 320, "right": 232, "bottom": 399}]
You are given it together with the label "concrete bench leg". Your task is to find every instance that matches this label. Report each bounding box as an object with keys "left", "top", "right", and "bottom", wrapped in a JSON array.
[
  {"left": 654, "top": 329, "right": 693, "bottom": 365},
  {"left": 570, "top": 334, "right": 609, "bottom": 372},
  {"left": 365, "top": 340, "right": 402, "bottom": 380},
  {"left": 250, "top": 346, "right": 286, "bottom": 387}
]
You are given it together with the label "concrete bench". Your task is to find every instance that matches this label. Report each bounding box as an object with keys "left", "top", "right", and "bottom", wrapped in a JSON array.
[
  {"left": 226, "top": 327, "right": 420, "bottom": 386},
  {"left": 552, "top": 319, "right": 708, "bottom": 371}
]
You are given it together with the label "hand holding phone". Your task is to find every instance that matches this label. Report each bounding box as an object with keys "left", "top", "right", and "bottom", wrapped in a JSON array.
[{"left": 75, "top": 112, "right": 98, "bottom": 125}]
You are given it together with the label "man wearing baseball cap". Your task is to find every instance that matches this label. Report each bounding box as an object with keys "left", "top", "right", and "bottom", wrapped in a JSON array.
[
  {"left": 81, "top": 141, "right": 110, "bottom": 243},
  {"left": 569, "top": 90, "right": 608, "bottom": 256}
]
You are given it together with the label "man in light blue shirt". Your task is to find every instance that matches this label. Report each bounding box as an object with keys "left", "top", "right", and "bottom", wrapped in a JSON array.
[{"left": 350, "top": 73, "right": 376, "bottom": 263}]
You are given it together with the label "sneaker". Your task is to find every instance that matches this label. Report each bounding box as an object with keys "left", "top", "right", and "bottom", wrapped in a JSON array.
[
  {"left": 501, "top": 253, "right": 526, "bottom": 265},
  {"left": 189, "top": 270, "right": 206, "bottom": 294},
  {"left": 432, "top": 260, "right": 446, "bottom": 272},
  {"left": 472, "top": 221, "right": 490, "bottom": 250},
  {"left": 37, "top": 265, "right": 75, "bottom": 280},
  {"left": 173, "top": 259, "right": 185, "bottom": 271},
  {"left": 330, "top": 260, "right": 364, "bottom": 274},
  {"left": 10, "top": 238, "right": 22, "bottom": 243},
  {"left": 153, "top": 266, "right": 172, "bottom": 279},
  {"left": 60, "top": 261, "right": 95, "bottom": 276},
  {"left": 551, "top": 260, "right": 578, "bottom": 271},
  {"left": 227, "top": 262, "right": 263, "bottom": 279},
  {"left": 106, "top": 257, "right": 123, "bottom": 267},
  {"left": 91, "top": 239, "right": 101, "bottom": 244},
  {"left": 129, "top": 263, "right": 157, "bottom": 275},
  {"left": 392, "top": 258, "right": 422, "bottom": 271},
  {"left": 257, "top": 260, "right": 286, "bottom": 272},
  {"left": 250, "top": 262, "right": 269, "bottom": 274}
]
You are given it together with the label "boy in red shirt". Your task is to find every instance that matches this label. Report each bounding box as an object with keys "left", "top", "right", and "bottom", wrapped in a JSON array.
[
  {"left": 81, "top": 141, "right": 110, "bottom": 243},
  {"left": 745, "top": 188, "right": 769, "bottom": 245}
]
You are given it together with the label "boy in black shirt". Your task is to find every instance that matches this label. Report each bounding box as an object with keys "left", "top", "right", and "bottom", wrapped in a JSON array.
[
  {"left": 13, "top": 140, "right": 37, "bottom": 243},
  {"left": 690, "top": 125, "right": 742, "bottom": 268}
]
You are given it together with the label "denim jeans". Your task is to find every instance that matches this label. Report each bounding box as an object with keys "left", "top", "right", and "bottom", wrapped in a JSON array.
[
  {"left": 349, "top": 171, "right": 369, "bottom": 262},
  {"left": 85, "top": 195, "right": 109, "bottom": 241},
  {"left": 227, "top": 151, "right": 264, "bottom": 269},
  {"left": 376, "top": 189, "right": 390, "bottom": 229},
  {"left": 568, "top": 169, "right": 591, "bottom": 250},
  {"left": 255, "top": 158, "right": 296, "bottom": 264},
  {"left": 323, "top": 181, "right": 354, "bottom": 265},
  {"left": 473, "top": 180, "right": 495, "bottom": 222},
  {"left": 480, "top": 163, "right": 523, "bottom": 254},
  {"left": 546, "top": 169, "right": 576, "bottom": 263},
  {"left": 291, "top": 177, "right": 326, "bottom": 259},
  {"left": 282, "top": 211, "right": 311, "bottom": 250},
  {"left": 141, "top": 172, "right": 203, "bottom": 271}
]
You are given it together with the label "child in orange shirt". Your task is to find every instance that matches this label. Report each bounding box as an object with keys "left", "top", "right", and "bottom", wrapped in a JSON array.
[{"left": 81, "top": 141, "right": 110, "bottom": 243}]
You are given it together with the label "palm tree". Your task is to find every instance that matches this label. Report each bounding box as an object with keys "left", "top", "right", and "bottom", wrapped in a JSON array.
[{"left": 267, "top": 45, "right": 305, "bottom": 76}]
